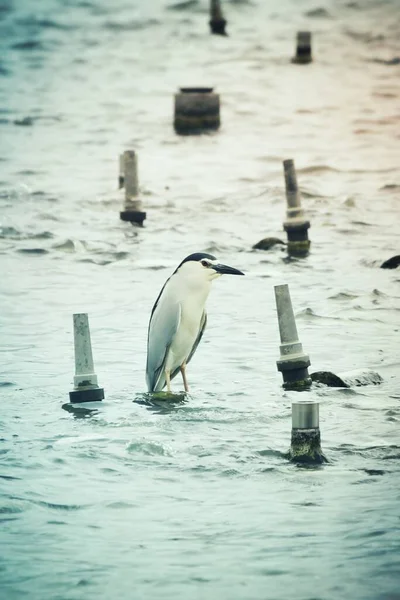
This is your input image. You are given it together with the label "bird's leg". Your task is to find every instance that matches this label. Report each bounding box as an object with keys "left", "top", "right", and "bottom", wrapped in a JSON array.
[
  {"left": 180, "top": 362, "right": 189, "bottom": 393},
  {"left": 165, "top": 369, "right": 171, "bottom": 393}
]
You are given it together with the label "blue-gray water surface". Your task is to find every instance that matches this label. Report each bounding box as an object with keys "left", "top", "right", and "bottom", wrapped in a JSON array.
[{"left": 1, "top": 0, "right": 400, "bottom": 599}]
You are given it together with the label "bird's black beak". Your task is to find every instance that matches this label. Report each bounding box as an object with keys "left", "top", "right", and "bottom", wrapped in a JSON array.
[{"left": 213, "top": 263, "right": 245, "bottom": 276}]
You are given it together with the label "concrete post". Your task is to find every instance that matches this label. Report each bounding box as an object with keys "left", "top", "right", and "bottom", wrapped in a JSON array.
[
  {"left": 209, "top": 0, "right": 227, "bottom": 36},
  {"left": 288, "top": 401, "right": 327, "bottom": 463},
  {"left": 292, "top": 31, "right": 312, "bottom": 64},
  {"left": 274, "top": 284, "right": 311, "bottom": 389},
  {"left": 69, "top": 314, "right": 104, "bottom": 403},
  {"left": 118, "top": 153, "right": 124, "bottom": 189},
  {"left": 174, "top": 88, "right": 220, "bottom": 135},
  {"left": 119, "top": 150, "right": 147, "bottom": 226},
  {"left": 283, "top": 159, "right": 310, "bottom": 256}
]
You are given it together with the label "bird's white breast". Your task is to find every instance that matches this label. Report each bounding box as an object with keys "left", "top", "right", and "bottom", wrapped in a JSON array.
[{"left": 164, "top": 272, "right": 211, "bottom": 371}]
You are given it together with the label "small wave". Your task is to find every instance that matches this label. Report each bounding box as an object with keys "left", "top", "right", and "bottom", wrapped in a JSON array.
[
  {"left": 344, "top": 29, "right": 385, "bottom": 44},
  {"left": 53, "top": 239, "right": 77, "bottom": 252},
  {"left": 16, "top": 17, "right": 73, "bottom": 31},
  {"left": 304, "top": 7, "right": 333, "bottom": 18},
  {"left": 36, "top": 500, "right": 85, "bottom": 511},
  {"left": 328, "top": 292, "right": 359, "bottom": 300},
  {"left": 380, "top": 183, "right": 400, "bottom": 190},
  {"left": 126, "top": 440, "right": 168, "bottom": 456},
  {"left": 17, "top": 248, "right": 49, "bottom": 255},
  {"left": 370, "top": 57, "right": 400, "bottom": 66},
  {"left": 12, "top": 40, "right": 44, "bottom": 51},
  {"left": 0, "top": 504, "right": 24, "bottom": 514},
  {"left": 167, "top": 0, "right": 200, "bottom": 11},
  {"left": 297, "top": 164, "right": 339, "bottom": 174},
  {"left": 351, "top": 220, "right": 375, "bottom": 227},
  {"left": 103, "top": 18, "right": 159, "bottom": 31},
  {"left": 13, "top": 116, "right": 34, "bottom": 126}
]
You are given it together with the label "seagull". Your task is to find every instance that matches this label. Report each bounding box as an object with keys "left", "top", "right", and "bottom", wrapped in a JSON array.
[{"left": 146, "top": 252, "right": 244, "bottom": 393}]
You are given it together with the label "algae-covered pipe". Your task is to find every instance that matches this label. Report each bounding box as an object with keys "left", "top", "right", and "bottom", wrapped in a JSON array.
[
  {"left": 289, "top": 401, "right": 327, "bottom": 464},
  {"left": 69, "top": 313, "right": 104, "bottom": 403},
  {"left": 274, "top": 284, "right": 311, "bottom": 390}
]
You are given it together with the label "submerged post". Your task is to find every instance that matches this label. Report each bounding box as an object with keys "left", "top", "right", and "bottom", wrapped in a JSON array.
[
  {"left": 120, "top": 150, "right": 146, "bottom": 226},
  {"left": 174, "top": 88, "right": 220, "bottom": 135},
  {"left": 69, "top": 313, "right": 104, "bottom": 403},
  {"left": 118, "top": 153, "right": 124, "bottom": 189},
  {"left": 288, "top": 401, "right": 327, "bottom": 463},
  {"left": 209, "top": 0, "right": 227, "bottom": 36},
  {"left": 292, "top": 31, "right": 312, "bottom": 64},
  {"left": 283, "top": 159, "right": 310, "bottom": 256},
  {"left": 274, "top": 284, "right": 311, "bottom": 390}
]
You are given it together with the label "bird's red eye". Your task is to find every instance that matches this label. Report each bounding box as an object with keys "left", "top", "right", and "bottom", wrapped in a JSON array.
[{"left": 201, "top": 260, "right": 209, "bottom": 267}]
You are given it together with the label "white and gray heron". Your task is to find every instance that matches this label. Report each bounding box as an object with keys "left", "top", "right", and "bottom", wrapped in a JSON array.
[{"left": 146, "top": 252, "right": 244, "bottom": 393}]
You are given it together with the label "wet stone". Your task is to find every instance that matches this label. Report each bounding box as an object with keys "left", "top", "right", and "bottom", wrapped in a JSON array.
[{"left": 252, "top": 237, "right": 285, "bottom": 251}]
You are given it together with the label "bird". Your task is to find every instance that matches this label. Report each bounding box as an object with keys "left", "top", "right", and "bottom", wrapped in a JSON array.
[{"left": 146, "top": 252, "right": 244, "bottom": 393}]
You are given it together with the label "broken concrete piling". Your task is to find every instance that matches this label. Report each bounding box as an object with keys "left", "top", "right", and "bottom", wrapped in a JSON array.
[
  {"left": 274, "top": 284, "right": 311, "bottom": 390},
  {"left": 118, "top": 153, "right": 124, "bottom": 189},
  {"left": 119, "top": 150, "right": 146, "bottom": 226},
  {"left": 209, "top": 0, "right": 227, "bottom": 36},
  {"left": 174, "top": 88, "right": 220, "bottom": 135},
  {"left": 292, "top": 31, "right": 312, "bottom": 64},
  {"left": 283, "top": 159, "right": 310, "bottom": 256},
  {"left": 69, "top": 313, "right": 104, "bottom": 403}
]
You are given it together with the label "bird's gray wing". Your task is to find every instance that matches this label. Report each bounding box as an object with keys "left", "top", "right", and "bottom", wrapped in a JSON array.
[
  {"left": 187, "top": 310, "right": 207, "bottom": 365},
  {"left": 146, "top": 297, "right": 181, "bottom": 392},
  {"left": 170, "top": 311, "right": 207, "bottom": 382}
]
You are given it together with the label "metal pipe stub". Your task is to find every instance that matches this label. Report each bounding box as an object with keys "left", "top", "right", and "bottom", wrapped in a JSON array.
[
  {"left": 292, "top": 401, "right": 319, "bottom": 429},
  {"left": 174, "top": 88, "right": 220, "bottom": 135},
  {"left": 292, "top": 31, "right": 312, "bottom": 64}
]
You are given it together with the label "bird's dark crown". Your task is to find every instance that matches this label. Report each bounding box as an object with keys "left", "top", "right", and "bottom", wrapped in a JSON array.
[{"left": 177, "top": 252, "right": 216, "bottom": 269}]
